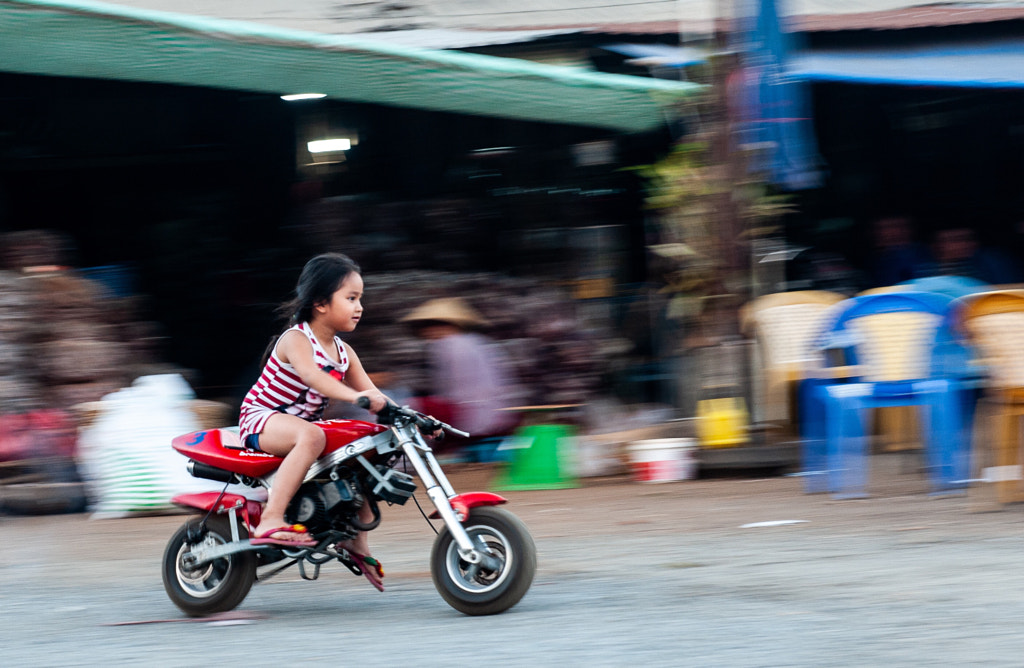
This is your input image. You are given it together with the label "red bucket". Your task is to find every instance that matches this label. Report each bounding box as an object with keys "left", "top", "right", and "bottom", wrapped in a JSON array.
[{"left": 626, "top": 439, "right": 697, "bottom": 483}]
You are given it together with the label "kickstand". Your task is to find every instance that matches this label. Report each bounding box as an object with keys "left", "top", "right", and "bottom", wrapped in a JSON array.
[
  {"left": 298, "top": 560, "right": 321, "bottom": 581},
  {"left": 256, "top": 558, "right": 298, "bottom": 582}
]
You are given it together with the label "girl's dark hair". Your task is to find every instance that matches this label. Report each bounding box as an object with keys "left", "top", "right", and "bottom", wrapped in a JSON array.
[
  {"left": 276, "top": 253, "right": 361, "bottom": 324},
  {"left": 259, "top": 253, "right": 361, "bottom": 366}
]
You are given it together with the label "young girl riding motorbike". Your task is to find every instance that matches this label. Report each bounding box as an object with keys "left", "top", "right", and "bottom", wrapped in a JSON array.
[{"left": 238, "top": 253, "right": 389, "bottom": 589}]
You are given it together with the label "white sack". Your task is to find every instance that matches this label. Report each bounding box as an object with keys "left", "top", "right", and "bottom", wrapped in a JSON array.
[{"left": 77, "top": 374, "right": 248, "bottom": 518}]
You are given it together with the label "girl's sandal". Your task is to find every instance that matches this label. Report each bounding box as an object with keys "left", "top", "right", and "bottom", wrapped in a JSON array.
[
  {"left": 347, "top": 552, "right": 385, "bottom": 592},
  {"left": 250, "top": 524, "right": 317, "bottom": 547}
]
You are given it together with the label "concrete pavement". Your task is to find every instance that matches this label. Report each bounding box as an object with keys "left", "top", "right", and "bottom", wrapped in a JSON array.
[{"left": 1, "top": 458, "right": 1022, "bottom": 667}]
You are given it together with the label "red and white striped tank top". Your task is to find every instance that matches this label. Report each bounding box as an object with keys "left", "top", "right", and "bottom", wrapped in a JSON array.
[{"left": 238, "top": 322, "right": 349, "bottom": 439}]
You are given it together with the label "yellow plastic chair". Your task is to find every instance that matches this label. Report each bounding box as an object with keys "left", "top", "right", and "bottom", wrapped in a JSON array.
[
  {"left": 741, "top": 291, "right": 846, "bottom": 434},
  {"left": 857, "top": 285, "right": 903, "bottom": 296},
  {"left": 856, "top": 286, "right": 920, "bottom": 452},
  {"left": 958, "top": 290, "right": 1024, "bottom": 505}
]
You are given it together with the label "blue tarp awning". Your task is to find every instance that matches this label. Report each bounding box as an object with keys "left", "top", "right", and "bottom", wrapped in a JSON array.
[
  {"left": 789, "top": 39, "right": 1024, "bottom": 89},
  {"left": 602, "top": 43, "right": 707, "bottom": 68}
]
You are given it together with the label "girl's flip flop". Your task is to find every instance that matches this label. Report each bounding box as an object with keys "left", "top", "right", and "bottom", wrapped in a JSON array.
[
  {"left": 347, "top": 552, "right": 385, "bottom": 592},
  {"left": 250, "top": 525, "right": 317, "bottom": 547}
]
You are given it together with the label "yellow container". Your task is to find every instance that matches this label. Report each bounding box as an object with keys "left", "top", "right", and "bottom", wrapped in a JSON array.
[{"left": 696, "top": 397, "right": 749, "bottom": 448}]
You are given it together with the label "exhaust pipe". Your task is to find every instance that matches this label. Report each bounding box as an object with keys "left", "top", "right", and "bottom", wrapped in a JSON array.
[{"left": 187, "top": 460, "right": 240, "bottom": 484}]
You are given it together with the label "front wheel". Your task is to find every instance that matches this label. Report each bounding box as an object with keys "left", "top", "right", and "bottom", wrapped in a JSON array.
[
  {"left": 430, "top": 506, "right": 536, "bottom": 615},
  {"left": 162, "top": 516, "right": 257, "bottom": 617}
]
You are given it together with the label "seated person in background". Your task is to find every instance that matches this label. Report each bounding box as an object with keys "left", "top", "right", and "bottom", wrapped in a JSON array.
[
  {"left": 926, "top": 225, "right": 1021, "bottom": 285},
  {"left": 868, "top": 215, "right": 933, "bottom": 288},
  {"left": 400, "top": 298, "right": 521, "bottom": 450}
]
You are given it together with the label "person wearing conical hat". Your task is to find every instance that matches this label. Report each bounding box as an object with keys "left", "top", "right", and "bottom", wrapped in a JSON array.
[{"left": 401, "top": 298, "right": 520, "bottom": 445}]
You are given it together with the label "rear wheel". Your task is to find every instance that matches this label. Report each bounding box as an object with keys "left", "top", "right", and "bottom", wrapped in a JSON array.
[
  {"left": 162, "top": 516, "right": 256, "bottom": 617},
  {"left": 430, "top": 506, "right": 536, "bottom": 616}
]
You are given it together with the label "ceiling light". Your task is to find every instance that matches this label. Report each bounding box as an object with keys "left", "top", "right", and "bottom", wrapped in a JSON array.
[
  {"left": 307, "top": 138, "right": 351, "bottom": 153},
  {"left": 281, "top": 93, "right": 327, "bottom": 101}
]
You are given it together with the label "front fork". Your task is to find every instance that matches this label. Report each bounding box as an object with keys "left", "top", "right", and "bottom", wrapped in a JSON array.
[{"left": 399, "top": 433, "right": 502, "bottom": 572}]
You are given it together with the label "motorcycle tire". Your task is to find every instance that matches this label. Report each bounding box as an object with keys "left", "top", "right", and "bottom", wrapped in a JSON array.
[
  {"left": 162, "top": 516, "right": 257, "bottom": 617},
  {"left": 430, "top": 506, "right": 536, "bottom": 616}
]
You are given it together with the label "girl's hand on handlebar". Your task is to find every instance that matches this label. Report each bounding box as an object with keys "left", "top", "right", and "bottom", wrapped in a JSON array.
[
  {"left": 418, "top": 414, "right": 446, "bottom": 440},
  {"left": 354, "top": 390, "right": 388, "bottom": 413}
]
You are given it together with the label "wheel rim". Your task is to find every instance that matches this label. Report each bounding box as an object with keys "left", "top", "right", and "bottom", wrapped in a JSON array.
[
  {"left": 175, "top": 531, "right": 234, "bottom": 599},
  {"left": 444, "top": 523, "right": 513, "bottom": 594}
]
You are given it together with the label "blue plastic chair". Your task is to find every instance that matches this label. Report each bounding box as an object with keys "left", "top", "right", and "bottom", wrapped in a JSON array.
[
  {"left": 898, "top": 275, "right": 990, "bottom": 300},
  {"left": 865, "top": 278, "right": 989, "bottom": 452},
  {"left": 798, "top": 291, "right": 972, "bottom": 498},
  {"left": 901, "top": 275, "right": 992, "bottom": 407}
]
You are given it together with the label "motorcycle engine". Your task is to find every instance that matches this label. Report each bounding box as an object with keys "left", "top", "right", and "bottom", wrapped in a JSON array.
[{"left": 285, "top": 477, "right": 363, "bottom": 530}]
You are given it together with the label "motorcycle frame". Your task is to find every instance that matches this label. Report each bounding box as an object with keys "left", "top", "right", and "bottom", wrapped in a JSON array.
[
  {"left": 389, "top": 424, "right": 502, "bottom": 569},
  {"left": 175, "top": 416, "right": 505, "bottom": 573}
]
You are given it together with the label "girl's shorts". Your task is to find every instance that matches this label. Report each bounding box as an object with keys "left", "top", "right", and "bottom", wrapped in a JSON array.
[{"left": 244, "top": 433, "right": 262, "bottom": 451}]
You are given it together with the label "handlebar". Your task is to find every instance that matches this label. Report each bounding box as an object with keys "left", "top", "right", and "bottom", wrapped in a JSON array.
[{"left": 354, "top": 396, "right": 470, "bottom": 439}]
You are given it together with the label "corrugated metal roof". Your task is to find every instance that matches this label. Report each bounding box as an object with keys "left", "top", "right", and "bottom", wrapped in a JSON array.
[
  {"left": 61, "top": 0, "right": 710, "bottom": 33},
  {"left": 791, "top": 6, "right": 1024, "bottom": 32},
  {"left": 62, "top": 1, "right": 1024, "bottom": 36},
  {"left": 353, "top": 28, "right": 586, "bottom": 50},
  {"left": 507, "top": 7, "right": 1024, "bottom": 36}
]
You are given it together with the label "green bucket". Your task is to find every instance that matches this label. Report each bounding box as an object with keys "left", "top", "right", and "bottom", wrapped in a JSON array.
[{"left": 491, "top": 424, "right": 580, "bottom": 491}]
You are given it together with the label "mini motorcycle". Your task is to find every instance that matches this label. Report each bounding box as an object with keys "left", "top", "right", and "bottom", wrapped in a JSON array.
[{"left": 162, "top": 399, "right": 536, "bottom": 616}]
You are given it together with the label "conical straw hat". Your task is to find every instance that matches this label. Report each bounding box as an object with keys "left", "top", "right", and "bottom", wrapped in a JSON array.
[{"left": 399, "top": 297, "right": 490, "bottom": 329}]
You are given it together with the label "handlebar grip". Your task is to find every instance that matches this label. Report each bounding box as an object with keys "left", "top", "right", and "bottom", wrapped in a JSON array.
[
  {"left": 355, "top": 396, "right": 371, "bottom": 409},
  {"left": 413, "top": 413, "right": 437, "bottom": 430}
]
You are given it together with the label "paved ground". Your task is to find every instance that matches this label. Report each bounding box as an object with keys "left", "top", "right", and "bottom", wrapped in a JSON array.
[{"left": 1, "top": 456, "right": 1022, "bottom": 667}]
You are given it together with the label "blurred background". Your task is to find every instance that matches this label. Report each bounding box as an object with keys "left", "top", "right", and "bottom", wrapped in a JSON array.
[{"left": 2, "top": 0, "right": 1024, "bottom": 510}]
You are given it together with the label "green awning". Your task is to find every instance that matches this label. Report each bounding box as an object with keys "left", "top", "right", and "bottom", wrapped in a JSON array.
[{"left": 0, "top": 0, "right": 703, "bottom": 132}]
